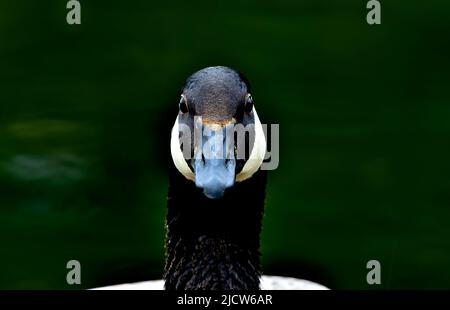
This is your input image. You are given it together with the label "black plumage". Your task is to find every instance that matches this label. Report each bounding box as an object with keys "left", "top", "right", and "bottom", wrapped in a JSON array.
[{"left": 164, "top": 165, "right": 267, "bottom": 290}]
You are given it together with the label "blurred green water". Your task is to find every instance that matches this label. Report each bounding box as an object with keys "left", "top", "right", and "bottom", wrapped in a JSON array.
[{"left": 0, "top": 0, "right": 449, "bottom": 289}]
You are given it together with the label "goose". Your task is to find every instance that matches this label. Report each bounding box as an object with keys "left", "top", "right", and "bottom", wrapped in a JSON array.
[{"left": 95, "top": 66, "right": 327, "bottom": 290}]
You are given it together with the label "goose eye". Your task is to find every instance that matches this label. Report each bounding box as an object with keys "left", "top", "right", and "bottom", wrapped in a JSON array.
[
  {"left": 245, "top": 94, "right": 253, "bottom": 113},
  {"left": 179, "top": 95, "right": 189, "bottom": 113}
]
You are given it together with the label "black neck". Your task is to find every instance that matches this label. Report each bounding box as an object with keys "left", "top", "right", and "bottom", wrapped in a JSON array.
[{"left": 164, "top": 165, "right": 267, "bottom": 290}]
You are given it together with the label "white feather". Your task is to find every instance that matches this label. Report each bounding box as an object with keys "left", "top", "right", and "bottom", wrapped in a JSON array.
[
  {"left": 170, "top": 115, "right": 195, "bottom": 181},
  {"left": 235, "top": 107, "right": 266, "bottom": 182},
  {"left": 92, "top": 276, "right": 328, "bottom": 290}
]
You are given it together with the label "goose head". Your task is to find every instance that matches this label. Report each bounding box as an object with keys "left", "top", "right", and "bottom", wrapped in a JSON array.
[{"left": 170, "top": 66, "right": 266, "bottom": 199}]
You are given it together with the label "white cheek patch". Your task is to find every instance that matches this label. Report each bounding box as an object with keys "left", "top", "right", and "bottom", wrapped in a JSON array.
[
  {"left": 170, "top": 116, "right": 195, "bottom": 181},
  {"left": 235, "top": 107, "right": 267, "bottom": 182}
]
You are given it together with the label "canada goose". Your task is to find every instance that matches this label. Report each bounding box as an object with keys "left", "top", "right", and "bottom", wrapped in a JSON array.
[
  {"left": 95, "top": 66, "right": 327, "bottom": 290},
  {"left": 165, "top": 66, "right": 267, "bottom": 290}
]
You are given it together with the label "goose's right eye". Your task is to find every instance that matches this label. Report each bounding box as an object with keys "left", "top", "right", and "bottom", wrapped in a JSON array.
[{"left": 179, "top": 95, "right": 189, "bottom": 113}]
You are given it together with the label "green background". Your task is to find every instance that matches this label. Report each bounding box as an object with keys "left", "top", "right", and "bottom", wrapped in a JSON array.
[{"left": 1, "top": 0, "right": 449, "bottom": 289}]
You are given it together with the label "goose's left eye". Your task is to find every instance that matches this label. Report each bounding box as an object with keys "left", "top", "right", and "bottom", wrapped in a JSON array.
[
  {"left": 179, "top": 95, "right": 189, "bottom": 113},
  {"left": 245, "top": 94, "right": 253, "bottom": 113}
]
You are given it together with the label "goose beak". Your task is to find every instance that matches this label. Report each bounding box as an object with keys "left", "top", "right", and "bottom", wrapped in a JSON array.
[{"left": 194, "top": 125, "right": 236, "bottom": 199}]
